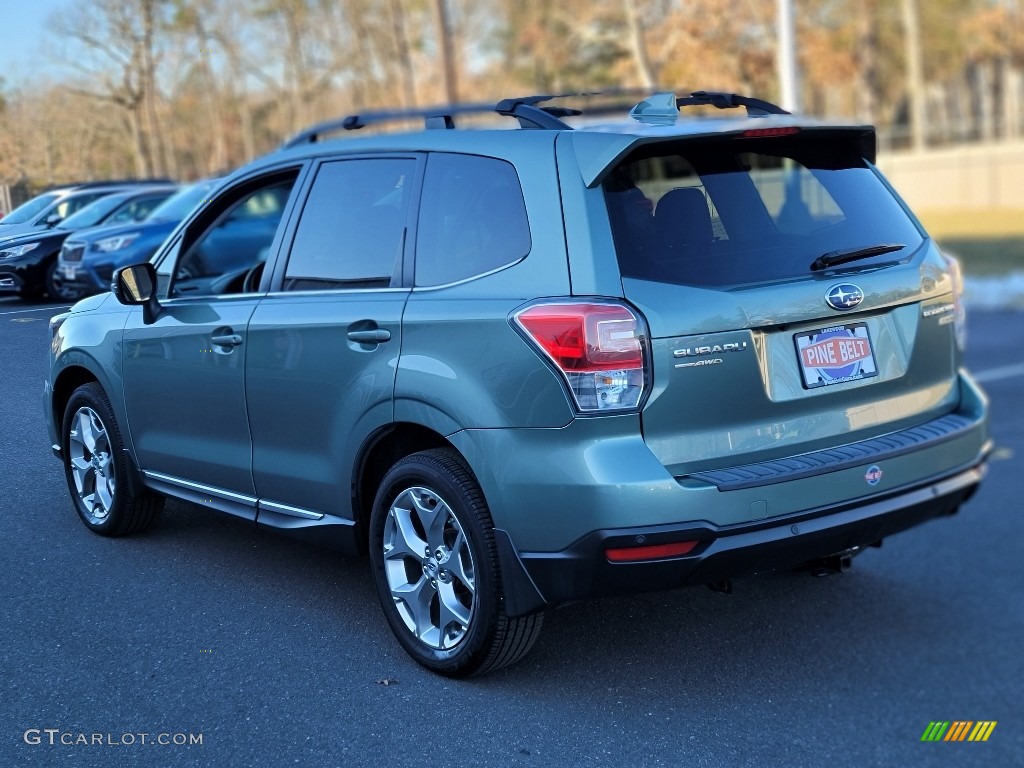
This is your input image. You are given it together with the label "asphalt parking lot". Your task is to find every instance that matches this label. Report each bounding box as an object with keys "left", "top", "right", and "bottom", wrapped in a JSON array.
[{"left": 1, "top": 296, "right": 1022, "bottom": 768}]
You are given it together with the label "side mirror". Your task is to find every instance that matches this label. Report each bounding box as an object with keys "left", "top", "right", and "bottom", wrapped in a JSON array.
[
  {"left": 45, "top": 213, "right": 62, "bottom": 228},
  {"left": 113, "top": 262, "right": 161, "bottom": 324}
]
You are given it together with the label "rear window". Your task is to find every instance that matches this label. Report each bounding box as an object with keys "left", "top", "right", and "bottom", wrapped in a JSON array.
[{"left": 604, "top": 135, "right": 924, "bottom": 287}]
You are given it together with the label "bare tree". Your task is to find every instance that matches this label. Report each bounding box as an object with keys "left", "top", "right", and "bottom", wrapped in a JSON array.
[
  {"left": 50, "top": 0, "right": 173, "bottom": 176},
  {"left": 433, "top": 0, "right": 459, "bottom": 102},
  {"left": 389, "top": 0, "right": 418, "bottom": 107},
  {"left": 1, "top": 0, "right": 1015, "bottom": 190},
  {"left": 623, "top": 0, "right": 657, "bottom": 89},
  {"left": 900, "top": 0, "right": 927, "bottom": 149},
  {"left": 854, "top": 0, "right": 877, "bottom": 124}
]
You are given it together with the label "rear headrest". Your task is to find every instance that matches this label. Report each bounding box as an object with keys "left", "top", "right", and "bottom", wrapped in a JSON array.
[{"left": 654, "top": 187, "right": 713, "bottom": 247}]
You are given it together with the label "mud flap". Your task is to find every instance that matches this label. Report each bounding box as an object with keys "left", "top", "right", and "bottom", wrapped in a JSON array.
[{"left": 493, "top": 528, "right": 548, "bottom": 617}]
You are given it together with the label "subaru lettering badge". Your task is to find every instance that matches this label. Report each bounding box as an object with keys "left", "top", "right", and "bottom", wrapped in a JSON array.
[
  {"left": 865, "top": 465, "right": 883, "bottom": 486},
  {"left": 825, "top": 283, "right": 864, "bottom": 311}
]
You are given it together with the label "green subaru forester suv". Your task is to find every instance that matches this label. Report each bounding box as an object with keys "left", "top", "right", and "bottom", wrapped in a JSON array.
[{"left": 45, "top": 91, "right": 990, "bottom": 677}]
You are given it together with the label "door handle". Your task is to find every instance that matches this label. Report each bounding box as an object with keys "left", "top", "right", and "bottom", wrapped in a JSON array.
[
  {"left": 347, "top": 329, "right": 391, "bottom": 343},
  {"left": 211, "top": 333, "right": 243, "bottom": 347}
]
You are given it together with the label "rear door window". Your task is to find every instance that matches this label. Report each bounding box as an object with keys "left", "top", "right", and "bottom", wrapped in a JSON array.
[
  {"left": 283, "top": 158, "right": 415, "bottom": 290},
  {"left": 604, "top": 134, "right": 924, "bottom": 287},
  {"left": 415, "top": 153, "right": 531, "bottom": 287}
]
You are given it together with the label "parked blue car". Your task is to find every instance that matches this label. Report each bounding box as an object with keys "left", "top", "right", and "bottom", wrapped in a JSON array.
[
  {"left": 57, "top": 179, "right": 222, "bottom": 297},
  {"left": 0, "top": 185, "right": 176, "bottom": 299}
]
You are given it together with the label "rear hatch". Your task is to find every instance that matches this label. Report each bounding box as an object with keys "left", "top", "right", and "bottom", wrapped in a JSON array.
[{"left": 601, "top": 129, "right": 962, "bottom": 476}]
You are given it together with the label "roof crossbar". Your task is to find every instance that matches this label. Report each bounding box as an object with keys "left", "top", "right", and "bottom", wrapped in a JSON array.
[
  {"left": 493, "top": 96, "right": 576, "bottom": 129},
  {"left": 495, "top": 89, "right": 674, "bottom": 128}
]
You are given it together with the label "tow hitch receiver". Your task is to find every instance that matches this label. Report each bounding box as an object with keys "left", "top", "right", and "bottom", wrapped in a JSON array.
[{"left": 806, "top": 547, "right": 864, "bottom": 577}]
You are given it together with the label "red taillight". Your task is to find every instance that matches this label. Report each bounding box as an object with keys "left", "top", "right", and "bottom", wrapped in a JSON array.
[
  {"left": 516, "top": 304, "right": 642, "bottom": 371},
  {"left": 514, "top": 302, "right": 647, "bottom": 412},
  {"left": 942, "top": 252, "right": 968, "bottom": 352},
  {"left": 741, "top": 127, "right": 801, "bottom": 138},
  {"left": 606, "top": 540, "right": 699, "bottom": 562}
]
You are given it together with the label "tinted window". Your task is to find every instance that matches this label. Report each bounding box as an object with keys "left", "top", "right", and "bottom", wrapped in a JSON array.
[
  {"left": 284, "top": 158, "right": 414, "bottom": 289},
  {"left": 415, "top": 154, "right": 531, "bottom": 287},
  {"left": 605, "top": 135, "right": 924, "bottom": 287},
  {"left": 59, "top": 195, "right": 131, "bottom": 229},
  {"left": 105, "top": 194, "right": 171, "bottom": 224},
  {"left": 54, "top": 192, "right": 109, "bottom": 221},
  {"left": 1, "top": 193, "right": 59, "bottom": 224},
  {"left": 149, "top": 180, "right": 219, "bottom": 222},
  {"left": 172, "top": 176, "right": 296, "bottom": 297}
]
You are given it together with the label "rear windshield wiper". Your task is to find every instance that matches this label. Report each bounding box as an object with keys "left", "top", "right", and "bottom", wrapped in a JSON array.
[{"left": 810, "top": 243, "right": 905, "bottom": 272}]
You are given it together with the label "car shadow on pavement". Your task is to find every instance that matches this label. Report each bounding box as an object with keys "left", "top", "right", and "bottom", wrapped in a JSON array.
[{"left": 138, "top": 497, "right": 949, "bottom": 689}]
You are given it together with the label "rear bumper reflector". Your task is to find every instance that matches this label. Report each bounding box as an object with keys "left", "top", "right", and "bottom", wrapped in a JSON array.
[{"left": 606, "top": 540, "right": 698, "bottom": 562}]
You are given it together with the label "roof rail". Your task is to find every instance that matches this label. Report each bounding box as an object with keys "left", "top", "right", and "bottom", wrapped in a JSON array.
[
  {"left": 282, "top": 98, "right": 578, "bottom": 148},
  {"left": 42, "top": 178, "right": 175, "bottom": 192},
  {"left": 282, "top": 89, "right": 791, "bottom": 147}
]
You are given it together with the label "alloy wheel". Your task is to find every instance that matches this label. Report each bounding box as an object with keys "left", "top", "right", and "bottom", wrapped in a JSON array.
[
  {"left": 67, "top": 406, "right": 116, "bottom": 525},
  {"left": 381, "top": 486, "right": 476, "bottom": 650}
]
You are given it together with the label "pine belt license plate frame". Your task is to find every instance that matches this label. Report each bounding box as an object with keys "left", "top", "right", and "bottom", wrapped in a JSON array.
[{"left": 794, "top": 322, "right": 878, "bottom": 389}]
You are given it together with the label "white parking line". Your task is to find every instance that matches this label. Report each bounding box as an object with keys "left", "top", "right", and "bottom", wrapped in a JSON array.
[
  {"left": 0, "top": 305, "right": 71, "bottom": 316},
  {"left": 973, "top": 362, "right": 1024, "bottom": 383}
]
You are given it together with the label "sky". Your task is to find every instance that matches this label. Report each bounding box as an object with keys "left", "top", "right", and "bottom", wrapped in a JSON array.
[{"left": 0, "top": 0, "right": 64, "bottom": 87}]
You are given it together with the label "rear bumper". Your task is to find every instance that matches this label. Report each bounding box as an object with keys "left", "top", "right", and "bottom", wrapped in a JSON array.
[
  {"left": 508, "top": 456, "right": 986, "bottom": 610},
  {"left": 479, "top": 372, "right": 990, "bottom": 615}
]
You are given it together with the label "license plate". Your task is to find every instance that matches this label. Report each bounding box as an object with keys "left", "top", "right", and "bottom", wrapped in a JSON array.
[
  {"left": 794, "top": 323, "right": 877, "bottom": 389},
  {"left": 61, "top": 265, "right": 79, "bottom": 280}
]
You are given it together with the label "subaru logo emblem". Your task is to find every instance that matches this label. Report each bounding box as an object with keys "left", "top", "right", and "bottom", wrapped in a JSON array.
[{"left": 826, "top": 283, "right": 864, "bottom": 311}]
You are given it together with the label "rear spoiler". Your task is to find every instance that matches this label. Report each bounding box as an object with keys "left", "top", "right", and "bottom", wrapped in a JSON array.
[{"left": 572, "top": 123, "right": 877, "bottom": 188}]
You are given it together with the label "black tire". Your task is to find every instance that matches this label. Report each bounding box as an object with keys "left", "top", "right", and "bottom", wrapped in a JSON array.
[
  {"left": 62, "top": 382, "right": 163, "bottom": 536},
  {"left": 17, "top": 282, "right": 44, "bottom": 300},
  {"left": 368, "top": 448, "right": 544, "bottom": 677},
  {"left": 45, "top": 259, "right": 82, "bottom": 302}
]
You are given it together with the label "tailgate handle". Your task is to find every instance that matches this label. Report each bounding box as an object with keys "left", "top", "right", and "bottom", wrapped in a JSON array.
[{"left": 347, "top": 329, "right": 391, "bottom": 343}]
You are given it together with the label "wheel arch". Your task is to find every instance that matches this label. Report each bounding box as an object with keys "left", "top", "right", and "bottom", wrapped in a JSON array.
[
  {"left": 352, "top": 422, "right": 454, "bottom": 553},
  {"left": 51, "top": 362, "right": 145, "bottom": 496},
  {"left": 51, "top": 365, "right": 101, "bottom": 439}
]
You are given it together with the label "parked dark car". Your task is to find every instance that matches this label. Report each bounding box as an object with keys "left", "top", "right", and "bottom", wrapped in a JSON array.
[
  {"left": 0, "top": 185, "right": 176, "bottom": 299},
  {"left": 58, "top": 179, "right": 221, "bottom": 298},
  {"left": 0, "top": 180, "right": 171, "bottom": 242}
]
